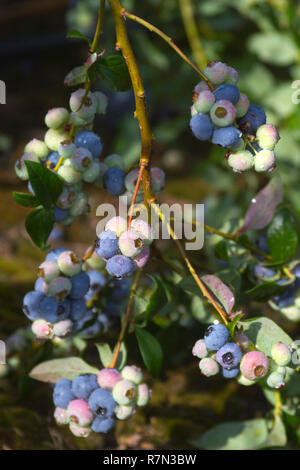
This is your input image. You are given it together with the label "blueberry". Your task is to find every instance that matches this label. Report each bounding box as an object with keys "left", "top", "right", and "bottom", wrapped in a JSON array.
[
  {"left": 105, "top": 216, "right": 127, "bottom": 237},
  {"left": 210, "top": 100, "right": 237, "bottom": 127},
  {"left": 192, "top": 339, "right": 208, "bottom": 359},
  {"left": 39, "top": 295, "right": 59, "bottom": 322},
  {"left": 211, "top": 126, "right": 241, "bottom": 148},
  {"left": 254, "top": 264, "right": 276, "bottom": 280},
  {"left": 228, "top": 150, "right": 254, "bottom": 172},
  {"left": 106, "top": 255, "right": 135, "bottom": 278},
  {"left": 293, "top": 264, "right": 300, "bottom": 287},
  {"left": 112, "top": 379, "right": 137, "bottom": 405},
  {"left": 119, "top": 229, "right": 145, "bottom": 258},
  {"left": 71, "top": 147, "right": 93, "bottom": 171},
  {"left": 194, "top": 90, "right": 215, "bottom": 113},
  {"left": 199, "top": 357, "right": 220, "bottom": 377},
  {"left": 85, "top": 270, "right": 106, "bottom": 301},
  {"left": 256, "top": 235, "right": 269, "bottom": 254},
  {"left": 271, "top": 342, "right": 292, "bottom": 366},
  {"left": 204, "top": 324, "right": 230, "bottom": 350},
  {"left": 213, "top": 84, "right": 240, "bottom": 104},
  {"left": 254, "top": 149, "right": 275, "bottom": 173},
  {"left": 70, "top": 298, "right": 87, "bottom": 321},
  {"left": 47, "top": 276, "right": 72, "bottom": 300},
  {"left": 67, "top": 398, "right": 93, "bottom": 427},
  {"left": 24, "top": 138, "right": 49, "bottom": 161},
  {"left": 54, "top": 407, "right": 69, "bottom": 425},
  {"left": 222, "top": 367, "right": 240, "bottom": 379},
  {"left": 23, "top": 291, "right": 45, "bottom": 320},
  {"left": 121, "top": 365, "right": 143, "bottom": 385},
  {"left": 240, "top": 351, "right": 269, "bottom": 380},
  {"left": 57, "top": 299, "right": 71, "bottom": 320},
  {"left": 273, "top": 282, "right": 295, "bottom": 308},
  {"left": 103, "top": 167, "right": 126, "bottom": 196},
  {"left": 53, "top": 205, "right": 69, "bottom": 222},
  {"left": 34, "top": 278, "right": 48, "bottom": 294},
  {"left": 74, "top": 130, "right": 102, "bottom": 159},
  {"left": 91, "top": 416, "right": 115, "bottom": 433},
  {"left": 32, "top": 319, "right": 52, "bottom": 339},
  {"left": 237, "top": 104, "right": 266, "bottom": 135},
  {"left": 45, "top": 107, "right": 69, "bottom": 129},
  {"left": 45, "top": 247, "right": 68, "bottom": 262},
  {"left": 37, "top": 261, "right": 59, "bottom": 282},
  {"left": 267, "top": 371, "right": 286, "bottom": 389},
  {"left": 189, "top": 113, "right": 214, "bottom": 141},
  {"left": 72, "top": 374, "right": 99, "bottom": 400},
  {"left": 235, "top": 93, "right": 250, "bottom": 118},
  {"left": 53, "top": 319, "right": 73, "bottom": 337},
  {"left": 70, "top": 272, "right": 90, "bottom": 299},
  {"left": 97, "top": 369, "right": 122, "bottom": 390},
  {"left": 256, "top": 124, "right": 280, "bottom": 151},
  {"left": 47, "top": 151, "right": 60, "bottom": 169},
  {"left": 136, "top": 383, "right": 151, "bottom": 406},
  {"left": 53, "top": 378, "right": 75, "bottom": 409},
  {"left": 57, "top": 250, "right": 82, "bottom": 276},
  {"left": 216, "top": 342, "right": 242, "bottom": 368},
  {"left": 95, "top": 230, "right": 118, "bottom": 260},
  {"left": 88, "top": 388, "right": 116, "bottom": 417},
  {"left": 110, "top": 278, "right": 131, "bottom": 301},
  {"left": 203, "top": 61, "right": 228, "bottom": 85}
]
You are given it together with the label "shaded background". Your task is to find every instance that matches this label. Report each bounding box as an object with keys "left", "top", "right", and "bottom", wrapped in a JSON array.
[{"left": 0, "top": 0, "right": 300, "bottom": 449}]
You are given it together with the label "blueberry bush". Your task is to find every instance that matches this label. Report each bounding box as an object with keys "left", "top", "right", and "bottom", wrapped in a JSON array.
[{"left": 2, "top": 0, "right": 300, "bottom": 450}]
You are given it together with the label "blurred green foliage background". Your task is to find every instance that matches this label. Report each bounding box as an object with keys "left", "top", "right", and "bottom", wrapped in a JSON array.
[{"left": 0, "top": 0, "right": 300, "bottom": 450}]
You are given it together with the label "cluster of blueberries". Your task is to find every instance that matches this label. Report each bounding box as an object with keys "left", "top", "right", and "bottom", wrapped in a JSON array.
[
  {"left": 192, "top": 323, "right": 293, "bottom": 389},
  {"left": 53, "top": 365, "right": 151, "bottom": 437},
  {"left": 95, "top": 216, "right": 153, "bottom": 279},
  {"left": 190, "top": 61, "right": 280, "bottom": 173},
  {"left": 22, "top": 246, "right": 133, "bottom": 340}
]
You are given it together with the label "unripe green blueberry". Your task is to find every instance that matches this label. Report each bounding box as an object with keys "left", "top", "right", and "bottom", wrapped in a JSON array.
[
  {"left": 70, "top": 111, "right": 93, "bottom": 128},
  {"left": 210, "top": 100, "right": 237, "bottom": 127},
  {"left": 237, "top": 374, "right": 256, "bottom": 386},
  {"left": 119, "top": 230, "right": 145, "bottom": 258},
  {"left": 47, "top": 276, "right": 72, "bottom": 300},
  {"left": 71, "top": 147, "right": 93, "bottom": 171},
  {"left": 271, "top": 342, "right": 292, "bottom": 366},
  {"left": 37, "top": 261, "right": 60, "bottom": 282},
  {"left": 92, "top": 162, "right": 108, "bottom": 188},
  {"left": 24, "top": 139, "right": 49, "bottom": 160},
  {"left": 235, "top": 93, "right": 250, "bottom": 118},
  {"left": 190, "top": 104, "right": 198, "bottom": 117},
  {"left": 150, "top": 167, "right": 165, "bottom": 193},
  {"left": 104, "top": 154, "right": 124, "bottom": 170},
  {"left": 32, "top": 319, "right": 53, "bottom": 339},
  {"left": 93, "top": 90, "right": 108, "bottom": 114},
  {"left": 67, "top": 398, "right": 93, "bottom": 427},
  {"left": 45, "top": 107, "right": 70, "bottom": 129},
  {"left": 267, "top": 371, "right": 286, "bottom": 389},
  {"left": 112, "top": 379, "right": 137, "bottom": 405},
  {"left": 203, "top": 61, "right": 228, "bottom": 85},
  {"left": 136, "top": 383, "right": 151, "bottom": 406},
  {"left": 193, "top": 81, "right": 210, "bottom": 94},
  {"left": 69, "top": 421, "right": 91, "bottom": 438},
  {"left": 58, "top": 164, "right": 82, "bottom": 184},
  {"left": 57, "top": 250, "right": 82, "bottom": 276},
  {"left": 192, "top": 339, "right": 208, "bottom": 359},
  {"left": 256, "top": 124, "right": 280, "bottom": 150},
  {"left": 130, "top": 219, "right": 153, "bottom": 245},
  {"left": 254, "top": 149, "right": 275, "bottom": 172},
  {"left": 83, "top": 161, "right": 102, "bottom": 183},
  {"left": 44, "top": 128, "right": 69, "bottom": 151},
  {"left": 69, "top": 88, "right": 97, "bottom": 119},
  {"left": 199, "top": 357, "right": 220, "bottom": 377},
  {"left": 114, "top": 405, "right": 135, "bottom": 420},
  {"left": 58, "top": 141, "right": 76, "bottom": 159},
  {"left": 15, "top": 153, "right": 39, "bottom": 180},
  {"left": 121, "top": 365, "right": 143, "bottom": 385},
  {"left": 53, "top": 319, "right": 73, "bottom": 338},
  {"left": 97, "top": 368, "right": 122, "bottom": 390},
  {"left": 240, "top": 351, "right": 269, "bottom": 380},
  {"left": 69, "top": 192, "right": 89, "bottom": 217},
  {"left": 194, "top": 90, "right": 215, "bottom": 113},
  {"left": 105, "top": 216, "right": 127, "bottom": 237},
  {"left": 228, "top": 150, "right": 254, "bottom": 172},
  {"left": 54, "top": 407, "right": 69, "bottom": 425},
  {"left": 225, "top": 66, "right": 239, "bottom": 85},
  {"left": 83, "top": 248, "right": 106, "bottom": 271}
]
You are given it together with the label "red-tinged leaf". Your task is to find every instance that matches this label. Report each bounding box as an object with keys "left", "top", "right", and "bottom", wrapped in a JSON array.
[
  {"left": 201, "top": 274, "right": 235, "bottom": 314},
  {"left": 238, "top": 175, "right": 282, "bottom": 234}
]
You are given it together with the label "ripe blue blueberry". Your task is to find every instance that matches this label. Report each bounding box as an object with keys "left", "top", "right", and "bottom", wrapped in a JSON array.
[
  {"left": 216, "top": 342, "right": 242, "bottom": 368},
  {"left": 70, "top": 298, "right": 87, "bottom": 321},
  {"left": 213, "top": 84, "right": 240, "bottom": 104},
  {"left": 95, "top": 230, "right": 119, "bottom": 260},
  {"left": 91, "top": 416, "right": 115, "bottom": 433},
  {"left": 88, "top": 388, "right": 116, "bottom": 417},
  {"left": 53, "top": 206, "right": 69, "bottom": 222},
  {"left": 72, "top": 374, "right": 99, "bottom": 400},
  {"left": 103, "top": 167, "right": 126, "bottom": 196},
  {"left": 254, "top": 264, "right": 276, "bottom": 280},
  {"left": 110, "top": 278, "right": 131, "bottom": 301},
  {"left": 34, "top": 278, "right": 48, "bottom": 294},
  {"left": 74, "top": 130, "right": 103, "bottom": 159},
  {"left": 222, "top": 367, "right": 240, "bottom": 379},
  {"left": 273, "top": 282, "right": 295, "bottom": 308},
  {"left": 39, "top": 295, "right": 59, "bottom": 323},
  {"left": 237, "top": 104, "right": 266, "bottom": 135},
  {"left": 204, "top": 324, "right": 230, "bottom": 351},
  {"left": 53, "top": 378, "right": 75, "bottom": 409},
  {"left": 189, "top": 113, "right": 214, "bottom": 141},
  {"left": 211, "top": 125, "right": 241, "bottom": 148},
  {"left": 23, "top": 291, "right": 45, "bottom": 320},
  {"left": 47, "top": 151, "right": 60, "bottom": 169},
  {"left": 69, "top": 272, "right": 90, "bottom": 299},
  {"left": 106, "top": 255, "right": 135, "bottom": 279},
  {"left": 85, "top": 270, "right": 106, "bottom": 302}
]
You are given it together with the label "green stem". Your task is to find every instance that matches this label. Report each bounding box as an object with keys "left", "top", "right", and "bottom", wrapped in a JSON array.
[
  {"left": 90, "top": 0, "right": 106, "bottom": 53},
  {"left": 178, "top": 0, "right": 207, "bottom": 70}
]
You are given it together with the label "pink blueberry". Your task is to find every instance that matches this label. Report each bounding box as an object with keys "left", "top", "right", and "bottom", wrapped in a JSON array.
[
  {"left": 210, "top": 100, "right": 237, "bottom": 127},
  {"left": 199, "top": 357, "right": 220, "bottom": 377},
  {"left": 67, "top": 398, "right": 93, "bottom": 427},
  {"left": 240, "top": 351, "right": 269, "bottom": 380},
  {"left": 32, "top": 319, "right": 52, "bottom": 339},
  {"left": 204, "top": 61, "right": 228, "bottom": 85},
  {"left": 192, "top": 339, "right": 208, "bottom": 359},
  {"left": 235, "top": 93, "right": 250, "bottom": 118},
  {"left": 228, "top": 150, "right": 254, "bottom": 172},
  {"left": 194, "top": 90, "right": 215, "bottom": 113},
  {"left": 69, "top": 421, "right": 91, "bottom": 438},
  {"left": 97, "top": 368, "right": 122, "bottom": 390}
]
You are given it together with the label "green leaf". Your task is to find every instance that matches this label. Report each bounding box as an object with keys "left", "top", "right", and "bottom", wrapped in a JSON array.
[
  {"left": 267, "top": 208, "right": 298, "bottom": 263},
  {"left": 94, "top": 55, "right": 132, "bottom": 91},
  {"left": 29, "top": 357, "right": 99, "bottom": 383},
  {"left": 248, "top": 32, "right": 298, "bottom": 66},
  {"left": 240, "top": 317, "right": 293, "bottom": 356},
  {"left": 262, "top": 416, "right": 286, "bottom": 448},
  {"left": 25, "top": 161, "right": 63, "bottom": 210},
  {"left": 25, "top": 206, "right": 53, "bottom": 250},
  {"left": 191, "top": 296, "right": 216, "bottom": 324},
  {"left": 135, "top": 327, "right": 163, "bottom": 377},
  {"left": 96, "top": 343, "right": 113, "bottom": 368},
  {"left": 12, "top": 192, "right": 40, "bottom": 208},
  {"left": 227, "top": 313, "right": 243, "bottom": 338},
  {"left": 114, "top": 342, "right": 127, "bottom": 371},
  {"left": 190, "top": 419, "right": 269, "bottom": 450},
  {"left": 67, "top": 29, "right": 91, "bottom": 45},
  {"left": 144, "top": 274, "right": 169, "bottom": 324},
  {"left": 64, "top": 65, "right": 88, "bottom": 87}
]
